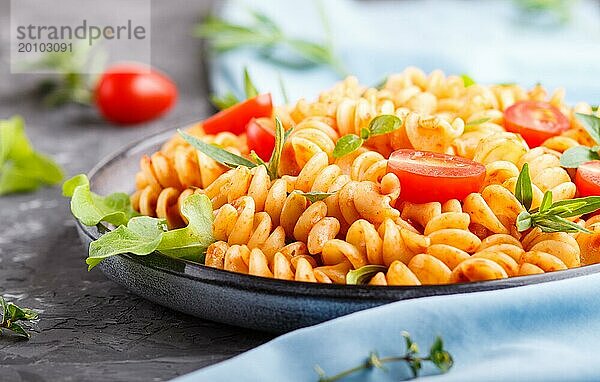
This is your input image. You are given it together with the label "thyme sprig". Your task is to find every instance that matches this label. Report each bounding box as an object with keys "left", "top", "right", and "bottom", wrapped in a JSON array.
[
  {"left": 315, "top": 332, "right": 453, "bottom": 381},
  {"left": 514, "top": 164, "right": 600, "bottom": 233},
  {"left": 0, "top": 296, "right": 39, "bottom": 339}
]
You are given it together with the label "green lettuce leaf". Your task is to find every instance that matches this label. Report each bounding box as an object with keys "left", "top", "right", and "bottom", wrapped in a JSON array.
[{"left": 63, "top": 174, "right": 138, "bottom": 227}]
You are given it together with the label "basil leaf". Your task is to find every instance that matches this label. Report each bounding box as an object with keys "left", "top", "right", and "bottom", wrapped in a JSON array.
[
  {"left": 539, "top": 191, "right": 553, "bottom": 212},
  {"left": 560, "top": 146, "right": 600, "bottom": 168},
  {"left": 63, "top": 174, "right": 138, "bottom": 227},
  {"left": 87, "top": 217, "right": 165, "bottom": 270},
  {"left": 267, "top": 117, "right": 285, "bottom": 180},
  {"left": 461, "top": 74, "right": 476, "bottom": 87},
  {"left": 157, "top": 194, "right": 215, "bottom": 261},
  {"left": 243, "top": 67, "right": 259, "bottom": 99},
  {"left": 292, "top": 191, "right": 335, "bottom": 203},
  {"left": 465, "top": 117, "right": 491, "bottom": 127},
  {"left": 369, "top": 115, "right": 402, "bottom": 136},
  {"left": 346, "top": 265, "right": 387, "bottom": 285},
  {"left": 179, "top": 130, "right": 258, "bottom": 169},
  {"left": 575, "top": 113, "right": 600, "bottom": 145},
  {"left": 515, "top": 163, "right": 533, "bottom": 211},
  {"left": 333, "top": 134, "right": 364, "bottom": 158},
  {"left": 210, "top": 92, "right": 239, "bottom": 111}
]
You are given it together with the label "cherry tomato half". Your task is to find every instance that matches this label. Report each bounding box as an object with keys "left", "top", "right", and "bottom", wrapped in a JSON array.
[
  {"left": 203, "top": 94, "right": 273, "bottom": 135},
  {"left": 95, "top": 63, "right": 177, "bottom": 125},
  {"left": 246, "top": 118, "right": 276, "bottom": 161},
  {"left": 576, "top": 161, "right": 600, "bottom": 197},
  {"left": 387, "top": 149, "right": 486, "bottom": 203},
  {"left": 504, "top": 100, "right": 569, "bottom": 148}
]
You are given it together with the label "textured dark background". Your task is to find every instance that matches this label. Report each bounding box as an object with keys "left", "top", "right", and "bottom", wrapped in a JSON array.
[{"left": 0, "top": 1, "right": 274, "bottom": 381}]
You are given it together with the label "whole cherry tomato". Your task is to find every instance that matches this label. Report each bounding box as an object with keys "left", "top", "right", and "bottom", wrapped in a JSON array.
[{"left": 95, "top": 63, "right": 177, "bottom": 125}]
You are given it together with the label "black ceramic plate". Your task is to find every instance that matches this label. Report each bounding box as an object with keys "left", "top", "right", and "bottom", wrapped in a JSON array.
[{"left": 76, "top": 128, "right": 600, "bottom": 333}]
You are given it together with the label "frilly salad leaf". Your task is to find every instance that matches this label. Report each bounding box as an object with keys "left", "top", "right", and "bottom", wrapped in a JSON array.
[
  {"left": 86, "top": 194, "right": 215, "bottom": 270},
  {"left": 0, "top": 116, "right": 64, "bottom": 195},
  {"left": 63, "top": 174, "right": 138, "bottom": 227}
]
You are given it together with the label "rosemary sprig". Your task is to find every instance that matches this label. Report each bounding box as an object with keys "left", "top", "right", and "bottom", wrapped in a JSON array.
[
  {"left": 514, "top": 164, "right": 600, "bottom": 233},
  {"left": 195, "top": 7, "right": 347, "bottom": 77},
  {"left": 315, "top": 332, "right": 453, "bottom": 381},
  {"left": 0, "top": 296, "right": 39, "bottom": 339},
  {"left": 178, "top": 116, "right": 288, "bottom": 180}
]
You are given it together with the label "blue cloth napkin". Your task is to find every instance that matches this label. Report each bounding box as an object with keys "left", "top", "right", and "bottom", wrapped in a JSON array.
[{"left": 177, "top": 1, "right": 600, "bottom": 381}]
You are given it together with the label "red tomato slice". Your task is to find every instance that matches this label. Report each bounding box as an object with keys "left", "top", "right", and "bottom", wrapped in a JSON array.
[
  {"left": 203, "top": 94, "right": 273, "bottom": 135},
  {"left": 576, "top": 161, "right": 600, "bottom": 197},
  {"left": 387, "top": 149, "right": 486, "bottom": 203},
  {"left": 95, "top": 63, "right": 177, "bottom": 125},
  {"left": 246, "top": 118, "right": 276, "bottom": 161},
  {"left": 504, "top": 100, "right": 569, "bottom": 147}
]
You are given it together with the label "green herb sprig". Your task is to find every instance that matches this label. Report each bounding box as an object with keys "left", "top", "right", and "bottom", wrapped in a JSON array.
[
  {"left": 560, "top": 113, "right": 600, "bottom": 168},
  {"left": 514, "top": 164, "right": 600, "bottom": 233},
  {"left": 0, "top": 116, "right": 64, "bottom": 195},
  {"left": 333, "top": 115, "right": 402, "bottom": 158},
  {"left": 179, "top": 117, "right": 288, "bottom": 180},
  {"left": 1, "top": 296, "right": 39, "bottom": 339},
  {"left": 210, "top": 67, "right": 261, "bottom": 110},
  {"left": 195, "top": 7, "right": 347, "bottom": 77},
  {"left": 315, "top": 332, "right": 453, "bottom": 381},
  {"left": 460, "top": 74, "right": 476, "bottom": 87}
]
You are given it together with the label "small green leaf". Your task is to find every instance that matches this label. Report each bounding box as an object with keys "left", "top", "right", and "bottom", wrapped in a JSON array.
[
  {"left": 179, "top": 130, "right": 258, "bottom": 169},
  {"left": 517, "top": 211, "right": 532, "bottom": 232},
  {"left": 87, "top": 217, "right": 165, "bottom": 270},
  {"left": 267, "top": 117, "right": 285, "bottom": 180},
  {"left": 360, "top": 128, "right": 370, "bottom": 140},
  {"left": 346, "top": 265, "right": 387, "bottom": 285},
  {"left": 429, "top": 337, "right": 453, "bottom": 373},
  {"left": 560, "top": 146, "right": 600, "bottom": 168},
  {"left": 243, "top": 67, "right": 259, "bottom": 99},
  {"left": 6, "top": 323, "right": 30, "bottom": 338},
  {"left": 367, "top": 352, "right": 385, "bottom": 370},
  {"left": 465, "top": 117, "right": 491, "bottom": 127},
  {"left": 292, "top": 191, "right": 336, "bottom": 203},
  {"left": 547, "top": 196, "right": 600, "bottom": 217},
  {"left": 402, "top": 331, "right": 420, "bottom": 356},
  {"left": 332, "top": 134, "right": 364, "bottom": 158},
  {"left": 533, "top": 215, "right": 591, "bottom": 234},
  {"left": 592, "top": 105, "right": 599, "bottom": 112},
  {"left": 210, "top": 92, "right": 239, "bottom": 111},
  {"left": 539, "top": 191, "right": 553, "bottom": 212},
  {"left": 64, "top": 174, "right": 138, "bottom": 227},
  {"left": 515, "top": 163, "right": 533, "bottom": 211},
  {"left": 461, "top": 74, "right": 476, "bottom": 87},
  {"left": 369, "top": 115, "right": 402, "bottom": 136},
  {"left": 575, "top": 113, "right": 600, "bottom": 145}
]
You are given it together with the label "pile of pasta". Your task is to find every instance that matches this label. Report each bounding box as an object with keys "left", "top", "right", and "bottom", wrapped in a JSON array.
[{"left": 130, "top": 67, "right": 600, "bottom": 286}]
